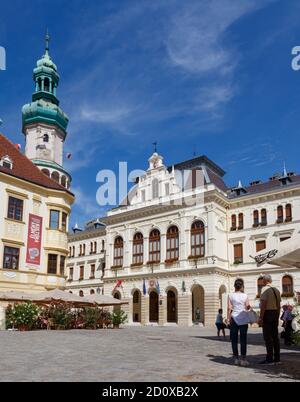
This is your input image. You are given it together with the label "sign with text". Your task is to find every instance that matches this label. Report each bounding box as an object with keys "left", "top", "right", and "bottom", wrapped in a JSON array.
[{"left": 26, "top": 214, "right": 43, "bottom": 266}]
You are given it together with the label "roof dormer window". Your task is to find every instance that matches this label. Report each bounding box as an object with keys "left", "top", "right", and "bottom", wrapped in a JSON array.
[{"left": 0, "top": 155, "right": 13, "bottom": 170}]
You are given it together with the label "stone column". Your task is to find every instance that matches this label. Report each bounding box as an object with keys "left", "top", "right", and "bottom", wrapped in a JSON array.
[
  {"left": 161, "top": 234, "right": 166, "bottom": 263},
  {"left": 205, "top": 292, "right": 220, "bottom": 326},
  {"left": 158, "top": 294, "right": 166, "bottom": 326},
  {"left": 0, "top": 304, "right": 6, "bottom": 330},
  {"left": 178, "top": 294, "right": 191, "bottom": 326},
  {"left": 141, "top": 294, "right": 149, "bottom": 325}
]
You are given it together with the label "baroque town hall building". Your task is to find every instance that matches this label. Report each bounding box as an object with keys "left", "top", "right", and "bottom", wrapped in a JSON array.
[{"left": 67, "top": 152, "right": 300, "bottom": 326}]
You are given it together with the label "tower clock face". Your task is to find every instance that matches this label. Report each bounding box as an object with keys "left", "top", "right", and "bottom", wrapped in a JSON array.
[{"left": 40, "top": 148, "right": 51, "bottom": 159}]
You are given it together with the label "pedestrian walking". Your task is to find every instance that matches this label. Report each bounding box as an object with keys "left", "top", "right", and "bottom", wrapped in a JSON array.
[
  {"left": 259, "top": 274, "right": 281, "bottom": 365},
  {"left": 215, "top": 309, "right": 226, "bottom": 338},
  {"left": 227, "top": 278, "right": 251, "bottom": 366}
]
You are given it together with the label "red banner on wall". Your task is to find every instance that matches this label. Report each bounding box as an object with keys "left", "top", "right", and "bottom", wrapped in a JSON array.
[{"left": 26, "top": 214, "right": 43, "bottom": 266}]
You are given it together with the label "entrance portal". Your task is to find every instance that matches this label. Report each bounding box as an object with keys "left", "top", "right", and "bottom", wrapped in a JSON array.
[
  {"left": 167, "top": 290, "right": 177, "bottom": 323},
  {"left": 192, "top": 285, "right": 205, "bottom": 324},
  {"left": 132, "top": 290, "right": 141, "bottom": 323},
  {"left": 149, "top": 291, "right": 159, "bottom": 322}
]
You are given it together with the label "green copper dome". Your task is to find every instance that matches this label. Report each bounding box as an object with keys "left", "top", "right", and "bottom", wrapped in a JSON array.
[{"left": 22, "top": 32, "right": 69, "bottom": 136}]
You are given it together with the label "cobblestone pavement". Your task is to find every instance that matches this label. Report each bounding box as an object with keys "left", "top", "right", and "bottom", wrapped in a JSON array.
[{"left": 0, "top": 326, "right": 299, "bottom": 382}]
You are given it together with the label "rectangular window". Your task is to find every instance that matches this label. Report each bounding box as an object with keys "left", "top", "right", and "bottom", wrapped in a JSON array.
[
  {"left": 90, "top": 264, "right": 95, "bottom": 279},
  {"left": 60, "top": 256, "right": 66, "bottom": 276},
  {"left": 256, "top": 240, "right": 266, "bottom": 253},
  {"left": 69, "top": 267, "right": 74, "bottom": 281},
  {"left": 49, "top": 210, "right": 60, "bottom": 230},
  {"left": 165, "top": 183, "right": 170, "bottom": 196},
  {"left": 62, "top": 212, "right": 68, "bottom": 232},
  {"left": 7, "top": 197, "right": 23, "bottom": 221},
  {"left": 47, "top": 254, "right": 57, "bottom": 274},
  {"left": 79, "top": 266, "right": 84, "bottom": 280},
  {"left": 3, "top": 246, "right": 19, "bottom": 270},
  {"left": 233, "top": 244, "right": 243, "bottom": 264},
  {"left": 280, "top": 237, "right": 291, "bottom": 242}
]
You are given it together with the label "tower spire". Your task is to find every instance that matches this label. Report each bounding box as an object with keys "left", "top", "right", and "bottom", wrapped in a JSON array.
[{"left": 45, "top": 29, "right": 50, "bottom": 55}]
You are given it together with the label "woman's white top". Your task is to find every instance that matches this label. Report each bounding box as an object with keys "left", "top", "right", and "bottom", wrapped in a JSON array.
[{"left": 229, "top": 292, "right": 249, "bottom": 326}]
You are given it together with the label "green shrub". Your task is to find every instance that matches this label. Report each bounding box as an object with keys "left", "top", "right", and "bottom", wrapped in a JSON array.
[
  {"left": 109, "top": 310, "right": 128, "bottom": 327},
  {"left": 6, "top": 302, "right": 40, "bottom": 330}
]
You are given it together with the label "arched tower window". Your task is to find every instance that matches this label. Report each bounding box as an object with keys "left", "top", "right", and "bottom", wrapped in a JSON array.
[
  {"left": 191, "top": 220, "right": 205, "bottom": 258},
  {"left": 166, "top": 226, "right": 179, "bottom": 261},
  {"left": 132, "top": 232, "right": 144, "bottom": 265},
  {"left": 41, "top": 169, "right": 50, "bottom": 177},
  {"left": 44, "top": 78, "right": 50, "bottom": 92},
  {"left": 261, "top": 209, "right": 267, "bottom": 226},
  {"left": 149, "top": 229, "right": 160, "bottom": 263},
  {"left": 113, "top": 237, "right": 124, "bottom": 267},
  {"left": 253, "top": 210, "right": 259, "bottom": 227},
  {"left": 285, "top": 204, "right": 292, "bottom": 222},
  {"left": 231, "top": 215, "right": 237, "bottom": 231},
  {"left": 277, "top": 206, "right": 284, "bottom": 224},
  {"left": 51, "top": 171, "right": 60, "bottom": 183},
  {"left": 238, "top": 213, "right": 244, "bottom": 230},
  {"left": 61, "top": 176, "right": 67, "bottom": 188}
]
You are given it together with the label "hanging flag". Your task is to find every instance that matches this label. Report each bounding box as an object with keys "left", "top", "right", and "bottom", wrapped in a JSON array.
[
  {"left": 156, "top": 280, "right": 160, "bottom": 294},
  {"left": 113, "top": 279, "right": 123, "bottom": 292},
  {"left": 143, "top": 279, "right": 147, "bottom": 295}
]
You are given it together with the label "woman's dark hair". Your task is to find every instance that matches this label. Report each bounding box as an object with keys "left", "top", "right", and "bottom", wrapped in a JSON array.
[
  {"left": 234, "top": 278, "right": 244, "bottom": 291},
  {"left": 218, "top": 309, "right": 223, "bottom": 314}
]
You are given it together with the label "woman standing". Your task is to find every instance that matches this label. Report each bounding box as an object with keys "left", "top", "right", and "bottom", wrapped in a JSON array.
[{"left": 227, "top": 278, "right": 251, "bottom": 366}]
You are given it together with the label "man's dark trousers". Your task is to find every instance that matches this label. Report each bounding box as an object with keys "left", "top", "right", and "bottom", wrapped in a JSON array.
[{"left": 263, "top": 310, "right": 280, "bottom": 362}]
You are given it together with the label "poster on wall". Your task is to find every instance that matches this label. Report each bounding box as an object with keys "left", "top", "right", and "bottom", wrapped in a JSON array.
[{"left": 26, "top": 214, "right": 43, "bottom": 266}]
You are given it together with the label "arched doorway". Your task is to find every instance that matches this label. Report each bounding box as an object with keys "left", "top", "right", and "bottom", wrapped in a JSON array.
[
  {"left": 167, "top": 290, "right": 177, "bottom": 323},
  {"left": 132, "top": 290, "right": 141, "bottom": 323},
  {"left": 113, "top": 291, "right": 121, "bottom": 312},
  {"left": 149, "top": 291, "right": 159, "bottom": 322},
  {"left": 219, "top": 285, "right": 227, "bottom": 313},
  {"left": 192, "top": 285, "right": 205, "bottom": 324}
]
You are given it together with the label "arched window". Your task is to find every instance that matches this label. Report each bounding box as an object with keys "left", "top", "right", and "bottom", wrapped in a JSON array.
[
  {"left": 133, "top": 290, "right": 139, "bottom": 304},
  {"left": 79, "top": 290, "right": 84, "bottom": 297},
  {"left": 79, "top": 245, "right": 82, "bottom": 256},
  {"left": 90, "top": 242, "right": 93, "bottom": 254},
  {"left": 90, "top": 289, "right": 95, "bottom": 295},
  {"left": 113, "top": 237, "right": 124, "bottom": 267},
  {"left": 277, "top": 205, "right": 283, "bottom": 224},
  {"left": 166, "top": 226, "right": 179, "bottom": 261},
  {"left": 61, "top": 176, "right": 67, "bottom": 188},
  {"left": 82, "top": 244, "right": 86, "bottom": 256},
  {"left": 149, "top": 229, "right": 160, "bottom": 263},
  {"left": 261, "top": 209, "right": 267, "bottom": 226},
  {"left": 132, "top": 232, "right": 143, "bottom": 265},
  {"left": 238, "top": 213, "right": 244, "bottom": 230},
  {"left": 282, "top": 275, "right": 293, "bottom": 297},
  {"left": 38, "top": 78, "right": 42, "bottom": 91},
  {"left": 285, "top": 204, "right": 292, "bottom": 222},
  {"left": 41, "top": 169, "right": 50, "bottom": 177},
  {"left": 191, "top": 221, "right": 205, "bottom": 257},
  {"left": 94, "top": 241, "right": 97, "bottom": 254},
  {"left": 51, "top": 171, "right": 60, "bottom": 183},
  {"left": 231, "top": 215, "right": 237, "bottom": 231},
  {"left": 44, "top": 78, "right": 50, "bottom": 92},
  {"left": 253, "top": 210, "right": 259, "bottom": 227},
  {"left": 152, "top": 179, "right": 159, "bottom": 199},
  {"left": 257, "top": 277, "right": 264, "bottom": 298}
]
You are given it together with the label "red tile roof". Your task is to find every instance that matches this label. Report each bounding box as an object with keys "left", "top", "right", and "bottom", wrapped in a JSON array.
[{"left": 0, "top": 133, "right": 73, "bottom": 195}]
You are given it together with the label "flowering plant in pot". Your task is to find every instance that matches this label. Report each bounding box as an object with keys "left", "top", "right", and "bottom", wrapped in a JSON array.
[
  {"left": 7, "top": 302, "right": 40, "bottom": 331},
  {"left": 109, "top": 310, "right": 128, "bottom": 329},
  {"left": 47, "top": 302, "right": 72, "bottom": 330}
]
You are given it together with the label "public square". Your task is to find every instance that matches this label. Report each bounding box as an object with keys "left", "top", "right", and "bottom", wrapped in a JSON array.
[{"left": 0, "top": 326, "right": 299, "bottom": 382}]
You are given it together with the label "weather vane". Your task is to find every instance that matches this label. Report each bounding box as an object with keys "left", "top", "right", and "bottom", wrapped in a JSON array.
[{"left": 153, "top": 141, "right": 157, "bottom": 153}]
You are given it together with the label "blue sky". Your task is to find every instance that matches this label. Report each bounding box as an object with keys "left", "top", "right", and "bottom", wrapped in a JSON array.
[{"left": 1, "top": 0, "right": 300, "bottom": 227}]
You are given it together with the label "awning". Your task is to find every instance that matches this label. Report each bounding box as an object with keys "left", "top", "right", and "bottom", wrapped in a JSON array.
[
  {"left": 269, "top": 233, "right": 300, "bottom": 268},
  {"left": 83, "top": 294, "right": 128, "bottom": 307}
]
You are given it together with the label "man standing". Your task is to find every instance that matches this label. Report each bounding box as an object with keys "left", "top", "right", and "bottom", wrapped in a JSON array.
[{"left": 259, "top": 274, "right": 281, "bottom": 365}]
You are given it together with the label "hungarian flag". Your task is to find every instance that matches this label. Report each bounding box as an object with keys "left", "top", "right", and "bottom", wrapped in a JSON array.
[{"left": 113, "top": 280, "right": 123, "bottom": 292}]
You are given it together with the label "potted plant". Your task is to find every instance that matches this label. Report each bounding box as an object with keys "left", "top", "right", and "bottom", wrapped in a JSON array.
[
  {"left": 109, "top": 310, "right": 128, "bottom": 329},
  {"left": 7, "top": 302, "right": 40, "bottom": 331},
  {"left": 48, "top": 302, "right": 72, "bottom": 330},
  {"left": 82, "top": 307, "right": 100, "bottom": 329}
]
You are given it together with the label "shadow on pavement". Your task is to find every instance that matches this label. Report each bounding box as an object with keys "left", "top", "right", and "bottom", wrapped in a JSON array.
[{"left": 207, "top": 353, "right": 300, "bottom": 381}]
